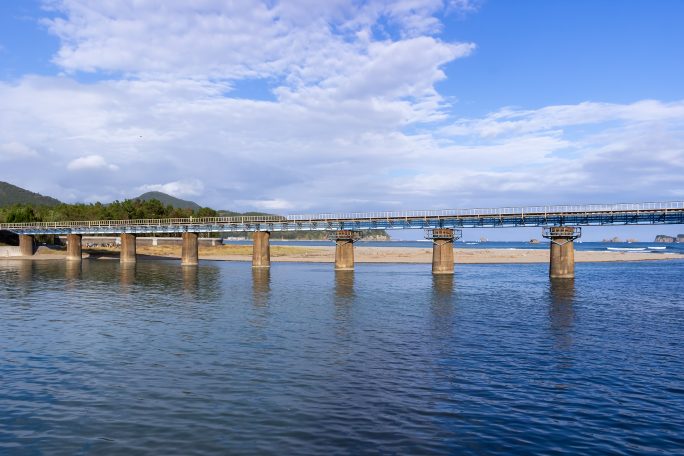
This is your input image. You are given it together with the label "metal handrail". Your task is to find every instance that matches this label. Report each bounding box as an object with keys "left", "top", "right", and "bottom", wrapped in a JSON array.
[
  {"left": 1, "top": 201, "right": 682, "bottom": 230},
  {"left": 285, "top": 201, "right": 684, "bottom": 221}
]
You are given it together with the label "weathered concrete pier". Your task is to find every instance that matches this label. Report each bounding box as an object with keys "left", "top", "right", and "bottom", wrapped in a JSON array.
[
  {"left": 181, "top": 232, "right": 199, "bottom": 266},
  {"left": 120, "top": 233, "right": 137, "bottom": 264},
  {"left": 543, "top": 226, "right": 581, "bottom": 279},
  {"left": 252, "top": 231, "right": 270, "bottom": 268},
  {"left": 19, "top": 235, "right": 34, "bottom": 256},
  {"left": 426, "top": 228, "right": 462, "bottom": 275},
  {"left": 330, "top": 230, "right": 361, "bottom": 271},
  {"left": 66, "top": 234, "right": 82, "bottom": 261}
]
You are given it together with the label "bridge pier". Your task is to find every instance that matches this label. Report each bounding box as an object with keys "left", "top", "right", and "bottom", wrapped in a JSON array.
[
  {"left": 120, "top": 233, "right": 137, "bottom": 264},
  {"left": 66, "top": 234, "right": 82, "bottom": 261},
  {"left": 331, "top": 230, "right": 361, "bottom": 270},
  {"left": 543, "top": 227, "right": 581, "bottom": 279},
  {"left": 181, "top": 232, "right": 199, "bottom": 266},
  {"left": 426, "top": 229, "right": 461, "bottom": 275},
  {"left": 252, "top": 231, "right": 270, "bottom": 268},
  {"left": 19, "top": 235, "right": 34, "bottom": 256}
]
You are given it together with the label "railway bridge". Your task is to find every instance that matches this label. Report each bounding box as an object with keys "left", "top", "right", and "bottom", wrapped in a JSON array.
[{"left": 2, "top": 201, "right": 683, "bottom": 278}]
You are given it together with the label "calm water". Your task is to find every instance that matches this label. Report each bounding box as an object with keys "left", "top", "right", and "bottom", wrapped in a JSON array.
[{"left": 1, "top": 259, "right": 683, "bottom": 455}]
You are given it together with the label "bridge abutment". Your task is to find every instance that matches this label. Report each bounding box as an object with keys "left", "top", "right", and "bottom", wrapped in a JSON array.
[
  {"left": 543, "top": 227, "right": 581, "bottom": 279},
  {"left": 120, "top": 233, "right": 137, "bottom": 264},
  {"left": 66, "top": 234, "right": 82, "bottom": 261},
  {"left": 426, "top": 228, "right": 461, "bottom": 275},
  {"left": 182, "top": 232, "right": 199, "bottom": 266},
  {"left": 19, "top": 235, "right": 34, "bottom": 256},
  {"left": 252, "top": 231, "right": 270, "bottom": 268},
  {"left": 331, "top": 230, "right": 360, "bottom": 270}
]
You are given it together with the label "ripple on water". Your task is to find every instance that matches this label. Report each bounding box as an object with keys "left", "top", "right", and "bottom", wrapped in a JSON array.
[{"left": 1, "top": 259, "right": 683, "bottom": 455}]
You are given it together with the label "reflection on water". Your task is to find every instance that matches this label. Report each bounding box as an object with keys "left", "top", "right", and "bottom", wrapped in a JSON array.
[
  {"left": 1, "top": 260, "right": 684, "bottom": 455},
  {"left": 182, "top": 266, "right": 198, "bottom": 295},
  {"left": 252, "top": 267, "right": 270, "bottom": 307},
  {"left": 334, "top": 271, "right": 355, "bottom": 336},
  {"left": 548, "top": 279, "right": 576, "bottom": 350},
  {"left": 120, "top": 262, "right": 136, "bottom": 291},
  {"left": 334, "top": 270, "right": 354, "bottom": 301},
  {"left": 431, "top": 274, "right": 455, "bottom": 336},
  {"left": 65, "top": 260, "right": 82, "bottom": 280}
]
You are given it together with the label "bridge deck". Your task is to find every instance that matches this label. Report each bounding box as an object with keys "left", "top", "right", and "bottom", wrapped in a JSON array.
[{"left": 1, "top": 202, "right": 683, "bottom": 235}]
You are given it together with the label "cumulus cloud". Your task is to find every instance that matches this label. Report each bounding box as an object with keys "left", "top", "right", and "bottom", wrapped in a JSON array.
[
  {"left": 67, "top": 155, "right": 118, "bottom": 171},
  {"left": 0, "top": 0, "right": 681, "bottom": 210}
]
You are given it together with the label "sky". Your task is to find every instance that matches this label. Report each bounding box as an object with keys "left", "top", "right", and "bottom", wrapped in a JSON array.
[{"left": 1, "top": 0, "right": 683, "bottom": 241}]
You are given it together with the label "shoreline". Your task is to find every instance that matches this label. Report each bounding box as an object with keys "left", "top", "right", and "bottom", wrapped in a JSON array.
[{"left": 3, "top": 245, "right": 683, "bottom": 264}]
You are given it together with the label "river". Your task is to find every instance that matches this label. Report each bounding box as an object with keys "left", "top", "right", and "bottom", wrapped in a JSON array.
[{"left": 1, "top": 259, "right": 683, "bottom": 454}]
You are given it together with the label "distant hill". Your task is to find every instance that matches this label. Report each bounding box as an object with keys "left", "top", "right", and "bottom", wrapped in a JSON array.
[
  {"left": 0, "top": 181, "right": 61, "bottom": 207},
  {"left": 135, "top": 191, "right": 202, "bottom": 210}
]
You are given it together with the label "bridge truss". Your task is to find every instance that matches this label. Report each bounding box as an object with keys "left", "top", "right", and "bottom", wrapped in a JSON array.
[{"left": 1, "top": 202, "right": 683, "bottom": 236}]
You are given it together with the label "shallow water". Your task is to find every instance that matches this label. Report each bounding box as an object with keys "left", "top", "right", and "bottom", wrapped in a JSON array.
[{"left": 1, "top": 259, "right": 683, "bottom": 455}]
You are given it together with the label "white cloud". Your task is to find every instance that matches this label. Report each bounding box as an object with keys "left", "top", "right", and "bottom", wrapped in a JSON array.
[
  {"left": 138, "top": 180, "right": 204, "bottom": 198},
  {"left": 0, "top": 1, "right": 681, "bottom": 210},
  {"left": 67, "top": 155, "right": 118, "bottom": 171},
  {"left": 0, "top": 142, "right": 38, "bottom": 160},
  {"left": 237, "top": 199, "right": 295, "bottom": 211}
]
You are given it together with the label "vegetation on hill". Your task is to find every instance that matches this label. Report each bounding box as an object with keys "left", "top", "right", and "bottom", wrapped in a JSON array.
[
  {"left": 0, "top": 181, "right": 60, "bottom": 207},
  {"left": 0, "top": 199, "right": 217, "bottom": 224}
]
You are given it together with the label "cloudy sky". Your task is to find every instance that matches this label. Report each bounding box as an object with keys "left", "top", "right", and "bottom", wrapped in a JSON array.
[{"left": 1, "top": 1, "right": 683, "bottom": 238}]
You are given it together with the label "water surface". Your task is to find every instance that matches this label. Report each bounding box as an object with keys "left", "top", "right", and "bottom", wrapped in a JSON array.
[{"left": 1, "top": 259, "right": 683, "bottom": 455}]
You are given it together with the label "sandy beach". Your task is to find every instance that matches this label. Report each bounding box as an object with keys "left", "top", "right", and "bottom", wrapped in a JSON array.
[{"left": 11, "top": 244, "right": 683, "bottom": 264}]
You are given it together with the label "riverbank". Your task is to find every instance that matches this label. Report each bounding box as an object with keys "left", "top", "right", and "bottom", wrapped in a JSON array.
[{"left": 8, "top": 244, "right": 684, "bottom": 263}]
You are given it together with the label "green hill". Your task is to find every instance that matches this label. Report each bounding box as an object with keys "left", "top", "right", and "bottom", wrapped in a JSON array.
[
  {"left": 135, "top": 191, "right": 202, "bottom": 210},
  {"left": 0, "top": 181, "right": 61, "bottom": 207}
]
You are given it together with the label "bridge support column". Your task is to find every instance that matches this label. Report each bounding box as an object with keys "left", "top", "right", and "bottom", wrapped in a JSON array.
[
  {"left": 182, "top": 232, "right": 199, "bottom": 266},
  {"left": 66, "top": 234, "right": 82, "bottom": 261},
  {"left": 543, "top": 227, "right": 581, "bottom": 279},
  {"left": 120, "top": 233, "right": 137, "bottom": 264},
  {"left": 252, "top": 231, "right": 270, "bottom": 268},
  {"left": 19, "top": 235, "right": 35, "bottom": 256},
  {"left": 426, "top": 229, "right": 462, "bottom": 275},
  {"left": 331, "top": 230, "right": 361, "bottom": 271}
]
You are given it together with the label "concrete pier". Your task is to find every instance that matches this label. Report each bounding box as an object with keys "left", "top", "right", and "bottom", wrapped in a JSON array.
[
  {"left": 66, "top": 234, "right": 82, "bottom": 261},
  {"left": 181, "top": 232, "right": 199, "bottom": 266},
  {"left": 120, "top": 233, "right": 137, "bottom": 264},
  {"left": 543, "top": 226, "right": 581, "bottom": 279},
  {"left": 426, "top": 228, "right": 460, "bottom": 275},
  {"left": 332, "top": 230, "right": 360, "bottom": 270},
  {"left": 252, "top": 231, "right": 270, "bottom": 268},
  {"left": 19, "top": 235, "right": 34, "bottom": 256}
]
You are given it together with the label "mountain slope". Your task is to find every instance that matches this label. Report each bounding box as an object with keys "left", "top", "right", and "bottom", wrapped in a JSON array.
[
  {"left": 0, "top": 181, "right": 61, "bottom": 207},
  {"left": 135, "top": 191, "right": 202, "bottom": 210}
]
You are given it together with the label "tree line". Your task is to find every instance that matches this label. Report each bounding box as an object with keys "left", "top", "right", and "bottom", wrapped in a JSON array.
[{"left": 0, "top": 199, "right": 218, "bottom": 224}]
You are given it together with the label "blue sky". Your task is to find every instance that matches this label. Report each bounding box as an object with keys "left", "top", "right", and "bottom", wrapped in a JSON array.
[{"left": 1, "top": 0, "right": 683, "bottom": 241}]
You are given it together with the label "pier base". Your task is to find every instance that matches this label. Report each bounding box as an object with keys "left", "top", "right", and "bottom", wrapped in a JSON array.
[
  {"left": 181, "top": 232, "right": 199, "bottom": 266},
  {"left": 543, "top": 227, "right": 581, "bottom": 279},
  {"left": 19, "top": 235, "right": 34, "bottom": 256},
  {"left": 66, "top": 234, "right": 82, "bottom": 261},
  {"left": 120, "top": 233, "right": 137, "bottom": 264},
  {"left": 331, "top": 230, "right": 361, "bottom": 271},
  {"left": 252, "top": 231, "right": 270, "bottom": 268},
  {"left": 426, "top": 228, "right": 461, "bottom": 275}
]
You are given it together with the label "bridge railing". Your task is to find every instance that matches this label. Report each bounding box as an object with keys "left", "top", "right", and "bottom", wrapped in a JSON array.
[
  {"left": 1, "top": 201, "right": 682, "bottom": 230},
  {"left": 285, "top": 201, "right": 684, "bottom": 221},
  {"left": 0, "top": 215, "right": 286, "bottom": 230}
]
